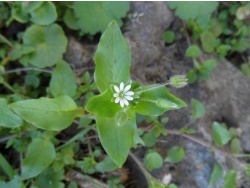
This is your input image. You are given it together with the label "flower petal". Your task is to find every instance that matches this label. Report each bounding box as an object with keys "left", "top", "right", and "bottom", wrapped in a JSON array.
[
  {"left": 115, "top": 97, "right": 120, "bottom": 103},
  {"left": 120, "top": 82, "right": 124, "bottom": 91},
  {"left": 120, "top": 99, "right": 124, "bottom": 107},
  {"left": 113, "top": 93, "right": 119, "bottom": 97},
  {"left": 123, "top": 99, "right": 129, "bottom": 106},
  {"left": 125, "top": 91, "right": 134, "bottom": 96},
  {"left": 114, "top": 86, "right": 120, "bottom": 93},
  {"left": 124, "top": 85, "right": 131, "bottom": 92},
  {"left": 125, "top": 96, "right": 133, "bottom": 101}
]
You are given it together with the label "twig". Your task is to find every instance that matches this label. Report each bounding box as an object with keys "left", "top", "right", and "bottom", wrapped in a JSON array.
[
  {"left": 182, "top": 21, "right": 191, "bottom": 46},
  {"left": 0, "top": 33, "right": 14, "bottom": 48},
  {"left": 0, "top": 67, "right": 53, "bottom": 75},
  {"left": 166, "top": 129, "right": 247, "bottom": 168},
  {"left": 66, "top": 170, "right": 109, "bottom": 188},
  {"left": 0, "top": 131, "right": 28, "bottom": 143}
]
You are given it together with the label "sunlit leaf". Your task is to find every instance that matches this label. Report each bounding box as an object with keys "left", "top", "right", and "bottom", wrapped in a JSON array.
[
  {"left": 9, "top": 95, "right": 84, "bottom": 131},
  {"left": 208, "top": 162, "right": 223, "bottom": 188},
  {"left": 135, "top": 85, "right": 186, "bottom": 116},
  {"left": 73, "top": 2, "right": 129, "bottom": 34},
  {"left": 94, "top": 20, "right": 131, "bottom": 92},
  {"left": 96, "top": 112, "right": 136, "bottom": 167},
  {"left": 191, "top": 98, "right": 205, "bottom": 119},
  {"left": 222, "top": 170, "right": 236, "bottom": 188},
  {"left": 49, "top": 60, "right": 77, "bottom": 98},
  {"left": 0, "top": 98, "right": 23, "bottom": 128},
  {"left": 22, "top": 24, "right": 67, "bottom": 68},
  {"left": 212, "top": 122, "right": 232, "bottom": 147}
]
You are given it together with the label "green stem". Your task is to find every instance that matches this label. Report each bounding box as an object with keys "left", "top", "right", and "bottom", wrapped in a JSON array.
[
  {"left": 0, "top": 33, "right": 14, "bottom": 48},
  {"left": 0, "top": 67, "right": 53, "bottom": 76},
  {"left": 136, "top": 83, "right": 170, "bottom": 95}
]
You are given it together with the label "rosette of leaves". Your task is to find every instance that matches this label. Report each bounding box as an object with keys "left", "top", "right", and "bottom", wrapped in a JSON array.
[
  {"left": 167, "top": 2, "right": 218, "bottom": 25},
  {"left": 72, "top": 2, "right": 129, "bottom": 35},
  {"left": 10, "top": 1, "right": 57, "bottom": 25},
  {"left": 20, "top": 24, "right": 67, "bottom": 68},
  {"left": 85, "top": 20, "right": 186, "bottom": 167}
]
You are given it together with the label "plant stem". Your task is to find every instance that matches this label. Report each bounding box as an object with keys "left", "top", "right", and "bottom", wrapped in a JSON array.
[
  {"left": 0, "top": 33, "right": 14, "bottom": 48},
  {"left": 166, "top": 129, "right": 247, "bottom": 168},
  {"left": 0, "top": 67, "right": 53, "bottom": 75}
]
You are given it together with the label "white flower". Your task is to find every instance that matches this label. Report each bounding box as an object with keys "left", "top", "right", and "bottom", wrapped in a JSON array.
[{"left": 113, "top": 82, "right": 134, "bottom": 107}]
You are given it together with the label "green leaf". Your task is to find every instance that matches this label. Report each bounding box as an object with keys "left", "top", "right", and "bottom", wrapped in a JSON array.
[
  {"left": 187, "top": 69, "right": 198, "bottom": 83},
  {"left": 230, "top": 138, "right": 241, "bottom": 154},
  {"left": 145, "top": 152, "right": 163, "bottom": 171},
  {"left": 21, "top": 138, "right": 56, "bottom": 180},
  {"left": 96, "top": 156, "right": 118, "bottom": 173},
  {"left": 241, "top": 63, "right": 250, "bottom": 77},
  {"left": 198, "top": 60, "right": 217, "bottom": 80},
  {"left": 0, "top": 176, "right": 23, "bottom": 188},
  {"left": 25, "top": 74, "right": 40, "bottom": 88},
  {"left": 96, "top": 112, "right": 136, "bottom": 167},
  {"left": 245, "top": 165, "right": 250, "bottom": 183},
  {"left": 223, "top": 170, "right": 237, "bottom": 188},
  {"left": 35, "top": 167, "right": 64, "bottom": 188},
  {"left": 63, "top": 9, "right": 79, "bottom": 30},
  {"left": 165, "top": 146, "right": 185, "bottom": 163},
  {"left": 22, "top": 24, "right": 67, "bottom": 68},
  {"left": 94, "top": 20, "right": 131, "bottom": 93},
  {"left": 135, "top": 85, "right": 186, "bottom": 116},
  {"left": 143, "top": 132, "right": 157, "bottom": 147},
  {"left": 0, "top": 153, "right": 15, "bottom": 179},
  {"left": 49, "top": 60, "right": 77, "bottom": 98},
  {"left": 162, "top": 31, "right": 175, "bottom": 44},
  {"left": 30, "top": 2, "right": 57, "bottom": 25},
  {"left": 191, "top": 98, "right": 205, "bottom": 119},
  {"left": 208, "top": 162, "right": 223, "bottom": 188},
  {"left": 200, "top": 31, "right": 216, "bottom": 53},
  {"left": 0, "top": 98, "right": 23, "bottom": 128},
  {"left": 212, "top": 122, "right": 232, "bottom": 147},
  {"left": 9, "top": 95, "right": 84, "bottom": 131},
  {"left": 22, "top": 2, "right": 43, "bottom": 13},
  {"left": 186, "top": 45, "right": 201, "bottom": 58},
  {"left": 167, "top": 2, "right": 218, "bottom": 24},
  {"left": 73, "top": 2, "right": 129, "bottom": 34},
  {"left": 85, "top": 87, "right": 121, "bottom": 118}
]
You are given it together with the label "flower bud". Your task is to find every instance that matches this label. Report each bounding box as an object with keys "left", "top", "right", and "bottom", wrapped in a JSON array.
[{"left": 169, "top": 75, "right": 188, "bottom": 88}]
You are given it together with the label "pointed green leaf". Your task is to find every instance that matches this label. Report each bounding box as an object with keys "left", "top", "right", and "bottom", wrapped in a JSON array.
[
  {"left": 96, "top": 112, "right": 136, "bottom": 167},
  {"left": 135, "top": 85, "right": 186, "bottom": 116},
  {"left": 208, "top": 162, "right": 223, "bottom": 188},
  {"left": 212, "top": 122, "right": 232, "bottom": 147},
  {"left": 0, "top": 98, "right": 23, "bottom": 128},
  {"left": 49, "top": 60, "right": 77, "bottom": 97},
  {"left": 9, "top": 95, "right": 84, "bottom": 131},
  {"left": 223, "top": 170, "right": 236, "bottom": 188},
  {"left": 23, "top": 24, "right": 67, "bottom": 68},
  {"left": 21, "top": 138, "right": 56, "bottom": 180},
  {"left": 94, "top": 20, "right": 131, "bottom": 93},
  {"left": 191, "top": 98, "right": 206, "bottom": 119},
  {"left": 85, "top": 87, "right": 120, "bottom": 118}
]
